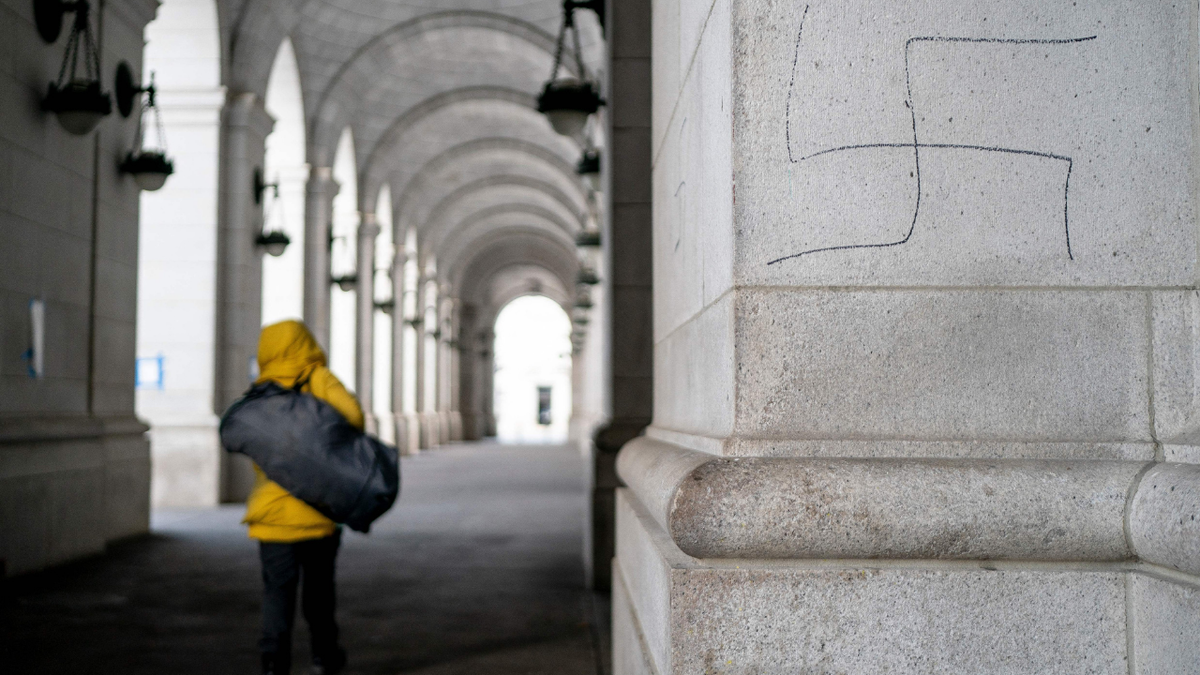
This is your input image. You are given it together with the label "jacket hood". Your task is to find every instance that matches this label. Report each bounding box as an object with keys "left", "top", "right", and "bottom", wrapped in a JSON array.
[{"left": 257, "top": 320, "right": 326, "bottom": 384}]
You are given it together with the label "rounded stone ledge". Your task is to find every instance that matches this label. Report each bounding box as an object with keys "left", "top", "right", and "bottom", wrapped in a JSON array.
[
  {"left": 617, "top": 437, "right": 1143, "bottom": 561},
  {"left": 1128, "top": 463, "right": 1200, "bottom": 576}
]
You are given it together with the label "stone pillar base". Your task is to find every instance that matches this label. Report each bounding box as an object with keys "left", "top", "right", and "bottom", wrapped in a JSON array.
[
  {"left": 1, "top": 416, "right": 150, "bottom": 576},
  {"left": 448, "top": 411, "right": 463, "bottom": 442},
  {"left": 418, "top": 412, "right": 441, "bottom": 449},
  {"left": 147, "top": 417, "right": 221, "bottom": 508},
  {"left": 460, "top": 413, "right": 485, "bottom": 441},
  {"left": 399, "top": 413, "right": 422, "bottom": 456},
  {"left": 613, "top": 487, "right": 1200, "bottom": 675},
  {"left": 373, "top": 412, "right": 396, "bottom": 445}
]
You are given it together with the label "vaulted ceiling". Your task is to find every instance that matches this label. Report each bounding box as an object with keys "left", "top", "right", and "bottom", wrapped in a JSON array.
[{"left": 215, "top": 0, "right": 605, "bottom": 306}]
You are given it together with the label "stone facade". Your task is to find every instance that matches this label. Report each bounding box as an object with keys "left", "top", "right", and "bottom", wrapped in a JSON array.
[
  {"left": 0, "top": 0, "right": 159, "bottom": 575},
  {"left": 613, "top": 0, "right": 1200, "bottom": 670}
]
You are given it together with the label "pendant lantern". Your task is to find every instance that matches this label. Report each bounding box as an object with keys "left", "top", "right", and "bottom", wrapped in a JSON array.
[
  {"left": 576, "top": 148, "right": 601, "bottom": 191},
  {"left": 253, "top": 170, "right": 291, "bottom": 257},
  {"left": 332, "top": 275, "right": 358, "bottom": 293},
  {"left": 538, "top": 0, "right": 605, "bottom": 138},
  {"left": 38, "top": 0, "right": 111, "bottom": 135},
  {"left": 116, "top": 63, "right": 174, "bottom": 191},
  {"left": 577, "top": 267, "right": 600, "bottom": 286}
]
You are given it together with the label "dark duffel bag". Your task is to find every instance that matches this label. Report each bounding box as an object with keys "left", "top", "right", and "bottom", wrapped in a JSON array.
[{"left": 219, "top": 380, "right": 399, "bottom": 533}]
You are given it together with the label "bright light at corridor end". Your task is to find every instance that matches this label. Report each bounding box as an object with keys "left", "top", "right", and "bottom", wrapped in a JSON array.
[{"left": 493, "top": 296, "right": 573, "bottom": 443}]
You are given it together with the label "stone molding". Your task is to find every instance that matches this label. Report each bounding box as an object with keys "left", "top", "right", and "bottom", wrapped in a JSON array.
[
  {"left": 1128, "top": 463, "right": 1200, "bottom": 576},
  {"left": 0, "top": 416, "right": 104, "bottom": 444},
  {"left": 0, "top": 415, "right": 148, "bottom": 444},
  {"left": 618, "top": 436, "right": 1200, "bottom": 569},
  {"left": 223, "top": 92, "right": 275, "bottom": 139},
  {"left": 105, "top": 0, "right": 161, "bottom": 33}
]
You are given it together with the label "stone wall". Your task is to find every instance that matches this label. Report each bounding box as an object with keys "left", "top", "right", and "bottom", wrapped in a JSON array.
[
  {"left": 615, "top": 0, "right": 1200, "bottom": 671},
  {"left": 0, "top": 0, "right": 158, "bottom": 575}
]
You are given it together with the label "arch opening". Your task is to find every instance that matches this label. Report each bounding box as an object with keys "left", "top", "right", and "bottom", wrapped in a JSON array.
[
  {"left": 492, "top": 295, "right": 573, "bottom": 443},
  {"left": 133, "top": 0, "right": 225, "bottom": 509},
  {"left": 329, "top": 127, "right": 358, "bottom": 389},
  {"left": 260, "top": 37, "right": 306, "bottom": 326}
]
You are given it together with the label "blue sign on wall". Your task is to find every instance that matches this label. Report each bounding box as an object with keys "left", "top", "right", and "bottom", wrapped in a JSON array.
[{"left": 136, "top": 354, "right": 165, "bottom": 390}]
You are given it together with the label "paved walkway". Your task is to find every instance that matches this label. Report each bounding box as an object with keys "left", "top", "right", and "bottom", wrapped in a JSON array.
[{"left": 2, "top": 443, "right": 609, "bottom": 675}]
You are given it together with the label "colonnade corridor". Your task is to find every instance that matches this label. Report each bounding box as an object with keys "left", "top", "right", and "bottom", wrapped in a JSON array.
[{"left": 1, "top": 443, "right": 608, "bottom": 675}]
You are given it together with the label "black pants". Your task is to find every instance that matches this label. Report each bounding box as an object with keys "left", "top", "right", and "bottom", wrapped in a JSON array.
[{"left": 259, "top": 530, "right": 341, "bottom": 670}]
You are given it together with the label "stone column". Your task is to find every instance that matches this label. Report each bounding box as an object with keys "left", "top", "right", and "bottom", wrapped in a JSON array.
[
  {"left": 390, "top": 248, "right": 413, "bottom": 452},
  {"left": 613, "top": 2, "right": 1200, "bottom": 673},
  {"left": 458, "top": 303, "right": 482, "bottom": 440},
  {"left": 215, "top": 92, "right": 274, "bottom": 501},
  {"left": 479, "top": 327, "right": 497, "bottom": 437},
  {"left": 435, "top": 287, "right": 454, "bottom": 443},
  {"left": 447, "top": 296, "right": 464, "bottom": 442},
  {"left": 355, "top": 213, "right": 380, "bottom": 431},
  {"left": 590, "top": 0, "right": 654, "bottom": 591},
  {"left": 303, "top": 167, "right": 337, "bottom": 350},
  {"left": 414, "top": 275, "right": 437, "bottom": 448}
]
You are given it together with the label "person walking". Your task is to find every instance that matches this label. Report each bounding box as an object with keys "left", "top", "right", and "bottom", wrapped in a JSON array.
[{"left": 243, "top": 320, "right": 362, "bottom": 675}]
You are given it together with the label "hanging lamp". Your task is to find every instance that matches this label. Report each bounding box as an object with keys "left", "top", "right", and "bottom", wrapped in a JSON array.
[
  {"left": 253, "top": 170, "right": 291, "bottom": 257},
  {"left": 576, "top": 148, "right": 601, "bottom": 191},
  {"left": 575, "top": 229, "right": 601, "bottom": 247},
  {"left": 331, "top": 274, "right": 358, "bottom": 293},
  {"left": 38, "top": 0, "right": 111, "bottom": 135},
  {"left": 538, "top": 0, "right": 605, "bottom": 138},
  {"left": 116, "top": 63, "right": 174, "bottom": 191}
]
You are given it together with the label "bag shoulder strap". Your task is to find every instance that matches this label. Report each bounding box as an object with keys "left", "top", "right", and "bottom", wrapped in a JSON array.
[{"left": 292, "top": 365, "right": 316, "bottom": 393}]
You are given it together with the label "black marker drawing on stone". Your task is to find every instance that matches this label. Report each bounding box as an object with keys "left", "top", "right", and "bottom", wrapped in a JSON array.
[{"left": 771, "top": 4, "right": 1094, "bottom": 266}]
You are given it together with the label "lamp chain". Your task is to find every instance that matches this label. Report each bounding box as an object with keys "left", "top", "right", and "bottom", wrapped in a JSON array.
[
  {"left": 549, "top": 8, "right": 569, "bottom": 80},
  {"left": 56, "top": 3, "right": 100, "bottom": 87},
  {"left": 569, "top": 14, "right": 585, "bottom": 79}
]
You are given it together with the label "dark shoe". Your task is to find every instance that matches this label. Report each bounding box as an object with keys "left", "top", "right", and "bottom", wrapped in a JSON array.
[
  {"left": 263, "top": 652, "right": 291, "bottom": 675},
  {"left": 311, "top": 647, "right": 346, "bottom": 675}
]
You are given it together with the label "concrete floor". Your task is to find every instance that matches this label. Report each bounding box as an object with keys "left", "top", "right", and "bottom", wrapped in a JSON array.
[{"left": 1, "top": 442, "right": 610, "bottom": 675}]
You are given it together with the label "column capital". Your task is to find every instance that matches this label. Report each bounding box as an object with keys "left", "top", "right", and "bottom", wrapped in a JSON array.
[
  {"left": 107, "top": 0, "right": 161, "bottom": 32},
  {"left": 223, "top": 92, "right": 275, "bottom": 139},
  {"left": 358, "top": 213, "right": 381, "bottom": 239}
]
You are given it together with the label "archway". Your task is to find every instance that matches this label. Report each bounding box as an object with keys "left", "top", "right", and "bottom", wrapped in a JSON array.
[
  {"left": 134, "top": 0, "right": 224, "bottom": 508},
  {"left": 260, "top": 38, "right": 306, "bottom": 325},
  {"left": 492, "top": 295, "right": 573, "bottom": 443},
  {"left": 328, "top": 128, "right": 358, "bottom": 389}
]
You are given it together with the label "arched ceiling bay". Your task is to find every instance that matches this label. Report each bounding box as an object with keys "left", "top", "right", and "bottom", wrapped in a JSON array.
[
  {"left": 366, "top": 95, "right": 580, "bottom": 208},
  {"left": 389, "top": 137, "right": 585, "bottom": 219},
  {"left": 441, "top": 211, "right": 579, "bottom": 283},
  {"left": 457, "top": 233, "right": 579, "bottom": 314},
  {"left": 419, "top": 182, "right": 583, "bottom": 266},
  {"left": 474, "top": 264, "right": 574, "bottom": 322},
  {"left": 216, "top": 0, "right": 604, "bottom": 302}
]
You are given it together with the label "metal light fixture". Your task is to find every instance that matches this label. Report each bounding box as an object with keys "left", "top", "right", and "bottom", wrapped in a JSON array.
[
  {"left": 574, "top": 290, "right": 593, "bottom": 309},
  {"left": 256, "top": 231, "right": 290, "bottom": 257},
  {"left": 576, "top": 148, "right": 601, "bottom": 191},
  {"left": 577, "top": 267, "right": 600, "bottom": 286},
  {"left": 116, "top": 63, "right": 173, "bottom": 191},
  {"left": 575, "top": 229, "right": 601, "bottom": 247},
  {"left": 253, "top": 169, "right": 290, "bottom": 256},
  {"left": 37, "top": 0, "right": 111, "bottom": 135},
  {"left": 331, "top": 274, "right": 358, "bottom": 293},
  {"left": 538, "top": 0, "right": 605, "bottom": 138}
]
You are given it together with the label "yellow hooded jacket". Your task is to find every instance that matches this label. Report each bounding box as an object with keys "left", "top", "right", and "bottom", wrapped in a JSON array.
[{"left": 243, "top": 320, "right": 365, "bottom": 542}]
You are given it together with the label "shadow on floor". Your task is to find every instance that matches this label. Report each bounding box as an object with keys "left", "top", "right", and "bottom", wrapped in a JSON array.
[{"left": 1, "top": 443, "right": 611, "bottom": 675}]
